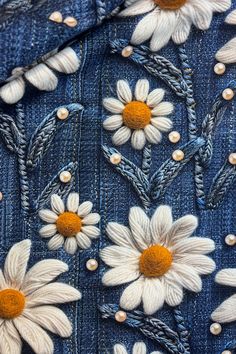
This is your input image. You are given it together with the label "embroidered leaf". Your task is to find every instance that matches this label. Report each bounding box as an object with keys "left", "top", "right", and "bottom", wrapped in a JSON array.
[
  {"left": 26, "top": 103, "right": 83, "bottom": 169},
  {"left": 207, "top": 159, "right": 236, "bottom": 209},
  {"left": 0, "top": 111, "right": 22, "bottom": 153},
  {"left": 34, "top": 162, "right": 78, "bottom": 212},
  {"left": 150, "top": 138, "right": 205, "bottom": 201},
  {"left": 102, "top": 145, "right": 151, "bottom": 208},
  {"left": 110, "top": 39, "right": 188, "bottom": 98}
]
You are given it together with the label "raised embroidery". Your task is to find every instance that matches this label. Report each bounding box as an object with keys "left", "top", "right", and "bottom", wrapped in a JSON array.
[
  {"left": 0, "top": 240, "right": 81, "bottom": 353},
  {"left": 216, "top": 9, "right": 236, "bottom": 64},
  {"left": 39, "top": 193, "right": 100, "bottom": 255},
  {"left": 113, "top": 341, "right": 162, "bottom": 354}
]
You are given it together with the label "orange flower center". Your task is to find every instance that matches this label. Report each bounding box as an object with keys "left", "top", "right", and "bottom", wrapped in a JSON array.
[
  {"left": 154, "top": 0, "right": 187, "bottom": 10},
  {"left": 123, "top": 101, "right": 151, "bottom": 129},
  {"left": 0, "top": 289, "right": 25, "bottom": 319},
  {"left": 139, "top": 244, "right": 173, "bottom": 277},
  {"left": 56, "top": 212, "right": 82, "bottom": 237}
]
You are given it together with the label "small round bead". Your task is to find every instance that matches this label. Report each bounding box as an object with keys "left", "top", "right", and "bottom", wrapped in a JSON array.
[
  {"left": 0, "top": 192, "right": 3, "bottom": 201},
  {"left": 110, "top": 153, "right": 121, "bottom": 165},
  {"left": 57, "top": 107, "right": 69, "bottom": 120},
  {"left": 210, "top": 323, "right": 222, "bottom": 335},
  {"left": 214, "top": 63, "right": 226, "bottom": 75},
  {"left": 121, "top": 46, "right": 133, "bottom": 58},
  {"left": 222, "top": 88, "right": 234, "bottom": 101},
  {"left": 169, "top": 131, "right": 181, "bottom": 144},
  {"left": 115, "top": 311, "right": 127, "bottom": 323},
  {"left": 49, "top": 11, "right": 63, "bottom": 23},
  {"left": 86, "top": 259, "right": 98, "bottom": 271},
  {"left": 229, "top": 153, "right": 236, "bottom": 165},
  {"left": 222, "top": 351, "right": 232, "bottom": 354},
  {"left": 225, "top": 234, "right": 236, "bottom": 246},
  {"left": 59, "top": 171, "right": 72, "bottom": 183},
  {"left": 172, "top": 149, "right": 184, "bottom": 161},
  {"left": 63, "top": 16, "right": 78, "bottom": 27}
]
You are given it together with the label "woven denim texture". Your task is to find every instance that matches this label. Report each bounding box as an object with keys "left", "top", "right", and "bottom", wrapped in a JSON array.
[{"left": 0, "top": 0, "right": 236, "bottom": 353}]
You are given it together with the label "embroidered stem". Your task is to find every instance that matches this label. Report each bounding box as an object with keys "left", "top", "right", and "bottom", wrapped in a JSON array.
[
  {"left": 174, "top": 308, "right": 190, "bottom": 354},
  {"left": 142, "top": 144, "right": 152, "bottom": 178},
  {"left": 223, "top": 340, "right": 236, "bottom": 353}
]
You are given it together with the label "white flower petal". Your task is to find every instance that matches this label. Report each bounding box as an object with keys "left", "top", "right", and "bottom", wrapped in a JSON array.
[
  {"left": 39, "top": 209, "right": 58, "bottom": 223},
  {"left": 102, "top": 265, "right": 140, "bottom": 286},
  {"left": 135, "top": 79, "right": 149, "bottom": 102},
  {"left": 225, "top": 9, "right": 236, "bottom": 24},
  {"left": 216, "top": 38, "right": 236, "bottom": 64},
  {"left": 66, "top": 192, "right": 79, "bottom": 213},
  {"left": 133, "top": 342, "right": 147, "bottom": 354},
  {"left": 170, "top": 264, "right": 202, "bottom": 292},
  {"left": 120, "top": 277, "right": 144, "bottom": 310},
  {"left": 211, "top": 295, "right": 236, "bottom": 323},
  {"left": 81, "top": 225, "right": 100, "bottom": 238},
  {"left": 103, "top": 115, "right": 123, "bottom": 131},
  {"left": 167, "top": 215, "right": 198, "bottom": 245},
  {"left": 162, "top": 277, "right": 183, "bottom": 307},
  {"left": 25, "top": 64, "right": 58, "bottom": 91},
  {"left": 112, "top": 126, "right": 131, "bottom": 146},
  {"left": 77, "top": 201, "right": 93, "bottom": 217},
  {"left": 151, "top": 117, "right": 172, "bottom": 132},
  {"left": 45, "top": 47, "right": 80, "bottom": 74},
  {"left": 147, "top": 88, "right": 165, "bottom": 107},
  {"left": 47, "top": 234, "right": 64, "bottom": 250},
  {"left": 0, "top": 77, "right": 25, "bottom": 105},
  {"left": 171, "top": 237, "right": 215, "bottom": 255},
  {"left": 129, "top": 207, "right": 151, "bottom": 250},
  {"left": 21, "top": 259, "right": 68, "bottom": 295},
  {"left": 131, "top": 130, "right": 146, "bottom": 150},
  {"left": 144, "top": 124, "right": 162, "bottom": 144},
  {"left": 150, "top": 11, "right": 178, "bottom": 52},
  {"left": 114, "top": 344, "right": 128, "bottom": 354},
  {"left": 152, "top": 102, "right": 174, "bottom": 116},
  {"left": 142, "top": 278, "right": 165, "bottom": 314},
  {"left": 39, "top": 224, "right": 57, "bottom": 238},
  {"left": 106, "top": 222, "right": 136, "bottom": 248},
  {"left": 189, "top": 0, "right": 212, "bottom": 30},
  {"left": 64, "top": 237, "right": 78, "bottom": 255},
  {"left": 23, "top": 306, "right": 72, "bottom": 337},
  {"left": 26, "top": 282, "right": 81, "bottom": 308},
  {"left": 100, "top": 245, "right": 140, "bottom": 268},
  {"left": 103, "top": 98, "right": 124, "bottom": 113},
  {"left": 51, "top": 194, "right": 65, "bottom": 214},
  {"left": 117, "top": 80, "right": 132, "bottom": 103},
  {"left": 0, "top": 321, "right": 22, "bottom": 354},
  {"left": 150, "top": 205, "right": 173, "bottom": 245},
  {"left": 0, "top": 269, "right": 7, "bottom": 289},
  {"left": 209, "top": 0, "right": 231, "bottom": 13},
  {"left": 76, "top": 232, "right": 92, "bottom": 249},
  {"left": 82, "top": 212, "right": 100, "bottom": 225},
  {"left": 172, "top": 12, "right": 191, "bottom": 44},
  {"left": 119, "top": 0, "right": 155, "bottom": 16},
  {"left": 4, "top": 240, "right": 31, "bottom": 289},
  {"left": 131, "top": 10, "right": 159, "bottom": 45},
  {"left": 14, "top": 316, "right": 54, "bottom": 354},
  {"left": 215, "top": 268, "right": 236, "bottom": 287},
  {"left": 176, "top": 255, "right": 216, "bottom": 275}
]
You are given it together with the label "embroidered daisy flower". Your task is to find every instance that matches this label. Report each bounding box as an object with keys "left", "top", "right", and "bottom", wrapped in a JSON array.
[
  {"left": 119, "top": 0, "right": 231, "bottom": 52},
  {"left": 114, "top": 342, "right": 162, "bottom": 354},
  {"left": 103, "top": 80, "right": 173, "bottom": 150},
  {"left": 211, "top": 268, "right": 236, "bottom": 323},
  {"left": 0, "top": 240, "right": 81, "bottom": 354},
  {"left": 216, "top": 10, "right": 236, "bottom": 64},
  {"left": 100, "top": 205, "right": 215, "bottom": 315},
  {"left": 39, "top": 193, "right": 100, "bottom": 255}
]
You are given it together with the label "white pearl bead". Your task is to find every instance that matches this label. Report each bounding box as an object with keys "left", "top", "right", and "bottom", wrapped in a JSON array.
[
  {"left": 110, "top": 153, "right": 121, "bottom": 165},
  {"left": 229, "top": 153, "right": 236, "bottom": 165},
  {"left": 86, "top": 259, "right": 98, "bottom": 271},
  {"left": 49, "top": 11, "right": 63, "bottom": 23},
  {"left": 0, "top": 192, "right": 3, "bottom": 201},
  {"left": 63, "top": 16, "right": 78, "bottom": 27},
  {"left": 225, "top": 234, "right": 236, "bottom": 246},
  {"left": 222, "top": 88, "right": 234, "bottom": 101},
  {"left": 172, "top": 149, "right": 184, "bottom": 161},
  {"left": 57, "top": 107, "right": 69, "bottom": 120},
  {"left": 115, "top": 310, "right": 127, "bottom": 323},
  {"left": 222, "top": 351, "right": 232, "bottom": 354},
  {"left": 214, "top": 63, "right": 226, "bottom": 75},
  {"left": 169, "top": 131, "right": 181, "bottom": 144},
  {"left": 121, "top": 46, "right": 133, "bottom": 57},
  {"left": 210, "top": 323, "right": 222, "bottom": 335},
  {"left": 59, "top": 171, "right": 72, "bottom": 183}
]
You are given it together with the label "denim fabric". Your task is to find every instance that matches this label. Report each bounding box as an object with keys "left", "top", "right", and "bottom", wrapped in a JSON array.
[{"left": 0, "top": 0, "right": 236, "bottom": 353}]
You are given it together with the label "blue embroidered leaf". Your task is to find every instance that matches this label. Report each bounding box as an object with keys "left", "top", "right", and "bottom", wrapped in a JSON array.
[
  {"left": 102, "top": 145, "right": 151, "bottom": 208},
  {"left": 110, "top": 39, "right": 188, "bottom": 98},
  {"left": 150, "top": 138, "right": 205, "bottom": 201},
  {"left": 0, "top": 111, "right": 22, "bottom": 153},
  {"left": 99, "top": 304, "right": 189, "bottom": 354},
  {"left": 207, "top": 159, "right": 236, "bottom": 209},
  {"left": 34, "top": 161, "right": 78, "bottom": 212},
  {"left": 26, "top": 103, "right": 83, "bottom": 169}
]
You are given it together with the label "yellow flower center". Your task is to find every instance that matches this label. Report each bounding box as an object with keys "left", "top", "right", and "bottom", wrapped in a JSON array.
[
  {"left": 123, "top": 101, "right": 151, "bottom": 129},
  {"left": 56, "top": 212, "right": 82, "bottom": 237},
  {"left": 0, "top": 289, "right": 25, "bottom": 319},
  {"left": 139, "top": 244, "right": 173, "bottom": 277},
  {"left": 154, "top": 0, "right": 187, "bottom": 10}
]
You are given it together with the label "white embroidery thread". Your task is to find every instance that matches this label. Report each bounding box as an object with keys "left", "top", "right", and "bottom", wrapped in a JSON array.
[
  {"left": 114, "top": 341, "right": 162, "bottom": 354},
  {"left": 216, "top": 10, "right": 236, "bottom": 64}
]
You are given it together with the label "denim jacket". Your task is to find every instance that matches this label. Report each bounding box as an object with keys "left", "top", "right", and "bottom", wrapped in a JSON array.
[{"left": 0, "top": 0, "right": 236, "bottom": 353}]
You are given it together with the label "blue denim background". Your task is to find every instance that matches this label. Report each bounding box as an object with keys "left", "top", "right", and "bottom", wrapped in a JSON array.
[{"left": 0, "top": 0, "right": 236, "bottom": 353}]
